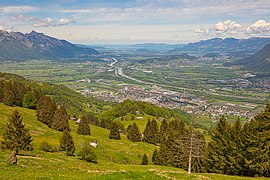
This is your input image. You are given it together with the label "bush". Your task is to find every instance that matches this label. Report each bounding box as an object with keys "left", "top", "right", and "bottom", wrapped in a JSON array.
[
  {"left": 77, "top": 142, "right": 98, "bottom": 163},
  {"left": 39, "top": 141, "right": 53, "bottom": 152},
  {"left": 39, "top": 141, "right": 59, "bottom": 152}
]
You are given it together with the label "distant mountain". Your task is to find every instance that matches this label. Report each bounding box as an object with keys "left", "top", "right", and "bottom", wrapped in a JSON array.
[
  {"left": 233, "top": 43, "right": 270, "bottom": 74},
  {"left": 203, "top": 53, "right": 222, "bottom": 58},
  {"left": 130, "top": 43, "right": 183, "bottom": 51},
  {"left": 169, "top": 37, "right": 270, "bottom": 57},
  {"left": 137, "top": 53, "right": 197, "bottom": 64},
  {"left": 0, "top": 30, "right": 98, "bottom": 61}
]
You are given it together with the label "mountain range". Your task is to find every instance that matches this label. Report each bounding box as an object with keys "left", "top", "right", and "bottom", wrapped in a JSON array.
[
  {"left": 169, "top": 37, "right": 270, "bottom": 58},
  {"left": 233, "top": 42, "right": 270, "bottom": 75},
  {"left": 0, "top": 30, "right": 98, "bottom": 61}
]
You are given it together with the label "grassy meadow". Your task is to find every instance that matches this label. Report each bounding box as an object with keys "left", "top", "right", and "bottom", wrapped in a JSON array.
[{"left": 0, "top": 103, "right": 268, "bottom": 179}]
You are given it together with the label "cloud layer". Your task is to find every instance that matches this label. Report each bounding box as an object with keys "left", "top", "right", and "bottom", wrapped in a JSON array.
[
  {"left": 195, "top": 20, "right": 270, "bottom": 37},
  {"left": 12, "top": 15, "right": 75, "bottom": 27}
]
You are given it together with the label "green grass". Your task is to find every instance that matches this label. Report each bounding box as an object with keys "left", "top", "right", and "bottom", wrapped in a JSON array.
[{"left": 0, "top": 103, "right": 267, "bottom": 179}]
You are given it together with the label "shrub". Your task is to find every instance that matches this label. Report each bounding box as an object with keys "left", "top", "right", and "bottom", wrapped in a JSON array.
[
  {"left": 77, "top": 142, "right": 98, "bottom": 163},
  {"left": 39, "top": 141, "right": 53, "bottom": 152}
]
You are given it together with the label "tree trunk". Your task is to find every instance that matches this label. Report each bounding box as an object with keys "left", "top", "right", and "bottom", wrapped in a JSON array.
[{"left": 7, "top": 151, "right": 17, "bottom": 164}]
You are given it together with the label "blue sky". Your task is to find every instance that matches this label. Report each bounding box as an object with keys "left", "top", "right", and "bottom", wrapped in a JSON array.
[{"left": 0, "top": 0, "right": 270, "bottom": 44}]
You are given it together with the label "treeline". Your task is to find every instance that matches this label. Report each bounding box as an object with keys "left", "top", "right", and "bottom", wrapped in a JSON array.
[
  {"left": 99, "top": 99, "right": 187, "bottom": 122},
  {"left": 0, "top": 78, "right": 38, "bottom": 109},
  {"left": 0, "top": 72, "right": 110, "bottom": 116},
  {"left": 150, "top": 104, "right": 270, "bottom": 177},
  {"left": 207, "top": 104, "right": 270, "bottom": 177}
]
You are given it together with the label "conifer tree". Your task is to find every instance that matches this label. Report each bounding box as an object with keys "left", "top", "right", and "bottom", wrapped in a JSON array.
[
  {"left": 207, "top": 116, "right": 232, "bottom": 174},
  {"left": 0, "top": 80, "right": 4, "bottom": 102},
  {"left": 51, "top": 106, "right": 69, "bottom": 131},
  {"left": 143, "top": 119, "right": 159, "bottom": 144},
  {"left": 36, "top": 95, "right": 57, "bottom": 127},
  {"left": 60, "top": 129, "right": 75, "bottom": 156},
  {"left": 143, "top": 119, "right": 151, "bottom": 142},
  {"left": 22, "top": 91, "right": 37, "bottom": 109},
  {"left": 127, "top": 122, "right": 141, "bottom": 142},
  {"left": 109, "top": 121, "right": 121, "bottom": 140},
  {"left": 159, "top": 119, "right": 168, "bottom": 143},
  {"left": 77, "top": 116, "right": 91, "bottom": 135},
  {"left": 242, "top": 104, "right": 270, "bottom": 177},
  {"left": 152, "top": 149, "right": 159, "bottom": 165},
  {"left": 3, "top": 81, "right": 15, "bottom": 106},
  {"left": 141, "top": 154, "right": 148, "bottom": 165},
  {"left": 126, "top": 124, "right": 132, "bottom": 134},
  {"left": 2, "top": 110, "right": 33, "bottom": 164}
]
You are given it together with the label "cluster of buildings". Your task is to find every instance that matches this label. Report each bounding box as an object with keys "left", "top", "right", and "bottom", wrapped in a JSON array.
[{"left": 82, "top": 85, "right": 257, "bottom": 120}]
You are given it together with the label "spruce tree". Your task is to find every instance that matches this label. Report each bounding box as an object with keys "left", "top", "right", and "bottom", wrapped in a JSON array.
[
  {"left": 36, "top": 95, "right": 57, "bottom": 127},
  {"left": 77, "top": 116, "right": 91, "bottom": 135},
  {"left": 242, "top": 104, "right": 270, "bottom": 177},
  {"left": 51, "top": 106, "right": 69, "bottom": 131},
  {"left": 0, "top": 80, "right": 4, "bottom": 102},
  {"left": 152, "top": 149, "right": 159, "bottom": 165},
  {"left": 60, "top": 129, "right": 75, "bottom": 156},
  {"left": 207, "top": 116, "right": 231, "bottom": 174},
  {"left": 141, "top": 154, "right": 148, "bottom": 165},
  {"left": 143, "top": 119, "right": 151, "bottom": 142},
  {"left": 127, "top": 122, "right": 141, "bottom": 142},
  {"left": 22, "top": 91, "right": 37, "bottom": 109},
  {"left": 109, "top": 121, "right": 121, "bottom": 140},
  {"left": 2, "top": 110, "right": 33, "bottom": 164},
  {"left": 126, "top": 124, "right": 132, "bottom": 134},
  {"left": 159, "top": 119, "right": 168, "bottom": 143},
  {"left": 3, "top": 81, "right": 15, "bottom": 106},
  {"left": 143, "top": 119, "right": 159, "bottom": 144}
]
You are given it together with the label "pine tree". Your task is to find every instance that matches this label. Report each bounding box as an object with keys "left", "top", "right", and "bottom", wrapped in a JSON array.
[
  {"left": 22, "top": 91, "right": 37, "bottom": 109},
  {"left": 2, "top": 110, "right": 33, "bottom": 164},
  {"left": 77, "top": 116, "right": 91, "bottom": 135},
  {"left": 36, "top": 95, "right": 57, "bottom": 127},
  {"left": 207, "top": 116, "right": 232, "bottom": 174},
  {"left": 152, "top": 149, "right": 159, "bottom": 165},
  {"left": 51, "top": 106, "right": 69, "bottom": 131},
  {"left": 143, "top": 119, "right": 159, "bottom": 144},
  {"left": 127, "top": 122, "right": 141, "bottom": 142},
  {"left": 126, "top": 124, "right": 132, "bottom": 134},
  {"left": 143, "top": 119, "right": 151, "bottom": 142},
  {"left": 141, "top": 154, "right": 148, "bottom": 165},
  {"left": 242, "top": 104, "right": 270, "bottom": 177},
  {"left": 159, "top": 119, "right": 168, "bottom": 143},
  {"left": 0, "top": 80, "right": 4, "bottom": 102},
  {"left": 3, "top": 81, "right": 15, "bottom": 106},
  {"left": 60, "top": 129, "right": 75, "bottom": 156},
  {"left": 109, "top": 121, "right": 121, "bottom": 140},
  {"left": 12, "top": 81, "right": 27, "bottom": 107}
]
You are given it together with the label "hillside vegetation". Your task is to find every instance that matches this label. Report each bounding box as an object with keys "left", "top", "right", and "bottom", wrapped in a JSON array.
[{"left": 0, "top": 103, "right": 266, "bottom": 180}]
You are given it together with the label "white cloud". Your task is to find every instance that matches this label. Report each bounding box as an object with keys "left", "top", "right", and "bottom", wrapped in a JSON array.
[
  {"left": 31, "top": 18, "right": 75, "bottom": 28},
  {"left": 12, "top": 15, "right": 38, "bottom": 21},
  {"left": 58, "top": 18, "right": 75, "bottom": 26},
  {"left": 246, "top": 20, "right": 270, "bottom": 36},
  {"left": 194, "top": 19, "right": 270, "bottom": 37},
  {"left": 0, "top": 6, "right": 36, "bottom": 13},
  {"left": 32, "top": 18, "right": 54, "bottom": 27}
]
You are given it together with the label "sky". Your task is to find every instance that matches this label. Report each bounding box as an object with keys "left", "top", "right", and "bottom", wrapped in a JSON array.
[{"left": 0, "top": 0, "right": 270, "bottom": 44}]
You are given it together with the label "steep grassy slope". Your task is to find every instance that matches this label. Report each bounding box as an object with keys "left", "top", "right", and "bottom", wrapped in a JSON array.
[{"left": 0, "top": 103, "right": 267, "bottom": 179}]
